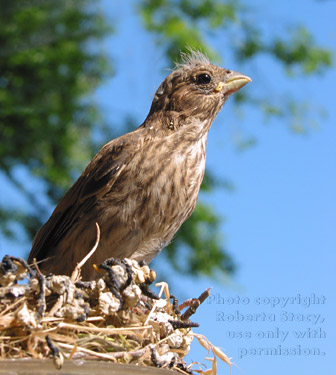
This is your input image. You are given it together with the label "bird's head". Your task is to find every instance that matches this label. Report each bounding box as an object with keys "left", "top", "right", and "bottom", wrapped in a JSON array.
[{"left": 147, "top": 51, "right": 251, "bottom": 128}]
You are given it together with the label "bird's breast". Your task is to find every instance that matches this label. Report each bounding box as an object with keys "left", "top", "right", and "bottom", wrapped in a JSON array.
[
  {"left": 95, "top": 130, "right": 208, "bottom": 263},
  {"left": 136, "top": 133, "right": 207, "bottom": 233}
]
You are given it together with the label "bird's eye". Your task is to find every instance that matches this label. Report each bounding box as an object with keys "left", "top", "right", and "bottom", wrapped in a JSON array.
[{"left": 196, "top": 73, "right": 211, "bottom": 85}]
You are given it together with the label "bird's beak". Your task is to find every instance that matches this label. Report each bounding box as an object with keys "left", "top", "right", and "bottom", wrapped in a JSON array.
[{"left": 215, "top": 72, "right": 252, "bottom": 94}]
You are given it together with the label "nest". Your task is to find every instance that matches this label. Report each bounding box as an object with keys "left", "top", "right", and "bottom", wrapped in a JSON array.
[{"left": 0, "top": 253, "right": 231, "bottom": 374}]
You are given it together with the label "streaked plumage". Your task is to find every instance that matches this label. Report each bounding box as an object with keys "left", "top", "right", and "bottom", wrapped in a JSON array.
[{"left": 28, "top": 52, "right": 251, "bottom": 279}]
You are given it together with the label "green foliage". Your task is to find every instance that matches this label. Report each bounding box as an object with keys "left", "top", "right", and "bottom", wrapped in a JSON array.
[
  {"left": 0, "top": 0, "right": 111, "bottom": 231},
  {"left": 0, "top": 0, "right": 110, "bottom": 191},
  {"left": 238, "top": 26, "right": 332, "bottom": 75},
  {"left": 140, "top": 0, "right": 237, "bottom": 61}
]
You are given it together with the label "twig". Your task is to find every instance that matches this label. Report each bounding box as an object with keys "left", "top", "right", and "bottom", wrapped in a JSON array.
[
  {"left": 57, "top": 342, "right": 151, "bottom": 361},
  {"left": 181, "top": 288, "right": 211, "bottom": 321},
  {"left": 0, "top": 297, "right": 26, "bottom": 316},
  {"left": 71, "top": 222, "right": 100, "bottom": 282},
  {"left": 58, "top": 322, "right": 153, "bottom": 335},
  {"left": 144, "top": 282, "right": 168, "bottom": 326}
]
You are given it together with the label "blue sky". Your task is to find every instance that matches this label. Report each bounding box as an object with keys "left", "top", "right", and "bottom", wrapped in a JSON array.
[{"left": 1, "top": 0, "right": 335, "bottom": 374}]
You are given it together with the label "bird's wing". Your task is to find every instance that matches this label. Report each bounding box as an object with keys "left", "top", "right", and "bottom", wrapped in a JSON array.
[{"left": 28, "top": 136, "right": 133, "bottom": 263}]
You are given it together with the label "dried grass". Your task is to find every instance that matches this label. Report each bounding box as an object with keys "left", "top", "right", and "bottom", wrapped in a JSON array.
[{"left": 0, "top": 252, "right": 231, "bottom": 374}]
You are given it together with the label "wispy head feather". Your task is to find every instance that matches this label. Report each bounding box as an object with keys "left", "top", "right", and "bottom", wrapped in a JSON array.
[{"left": 175, "top": 49, "right": 211, "bottom": 70}]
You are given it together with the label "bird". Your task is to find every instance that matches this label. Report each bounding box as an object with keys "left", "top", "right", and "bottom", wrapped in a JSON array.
[{"left": 28, "top": 51, "right": 251, "bottom": 280}]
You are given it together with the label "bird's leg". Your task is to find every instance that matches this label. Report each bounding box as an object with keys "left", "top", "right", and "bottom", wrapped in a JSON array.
[
  {"left": 170, "top": 294, "right": 181, "bottom": 317},
  {"left": 139, "top": 282, "right": 159, "bottom": 300},
  {"left": 168, "top": 294, "right": 199, "bottom": 329},
  {"left": 100, "top": 257, "right": 133, "bottom": 290},
  {"left": 36, "top": 271, "right": 46, "bottom": 319},
  {"left": 98, "top": 259, "right": 122, "bottom": 303},
  {"left": 46, "top": 335, "right": 63, "bottom": 369},
  {"left": 120, "top": 259, "right": 133, "bottom": 290},
  {"left": 168, "top": 319, "right": 199, "bottom": 329},
  {"left": 137, "top": 260, "right": 160, "bottom": 299}
]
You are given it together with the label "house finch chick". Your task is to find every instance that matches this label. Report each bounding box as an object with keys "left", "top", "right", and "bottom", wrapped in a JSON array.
[{"left": 28, "top": 51, "right": 251, "bottom": 279}]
